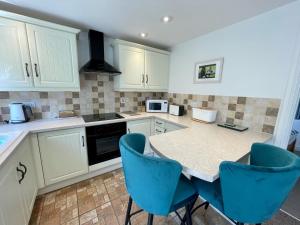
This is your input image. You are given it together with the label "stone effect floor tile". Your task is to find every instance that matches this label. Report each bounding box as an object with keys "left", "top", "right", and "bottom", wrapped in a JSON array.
[{"left": 29, "top": 169, "right": 300, "bottom": 225}]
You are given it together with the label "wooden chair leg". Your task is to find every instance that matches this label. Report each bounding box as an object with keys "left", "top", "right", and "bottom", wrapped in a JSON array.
[
  {"left": 147, "top": 214, "right": 154, "bottom": 225},
  {"left": 124, "top": 196, "right": 133, "bottom": 225},
  {"left": 185, "top": 204, "right": 193, "bottom": 225}
]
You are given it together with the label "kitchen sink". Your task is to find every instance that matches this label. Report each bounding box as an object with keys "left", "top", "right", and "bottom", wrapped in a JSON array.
[{"left": 0, "top": 132, "right": 22, "bottom": 153}]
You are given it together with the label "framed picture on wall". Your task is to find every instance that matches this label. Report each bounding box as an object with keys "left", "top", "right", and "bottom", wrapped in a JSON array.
[{"left": 194, "top": 58, "right": 224, "bottom": 83}]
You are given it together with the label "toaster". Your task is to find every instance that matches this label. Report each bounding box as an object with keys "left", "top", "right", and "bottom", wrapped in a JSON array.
[{"left": 169, "top": 104, "right": 184, "bottom": 116}]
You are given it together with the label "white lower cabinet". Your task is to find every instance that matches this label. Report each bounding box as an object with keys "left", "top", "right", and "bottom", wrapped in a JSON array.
[
  {"left": 154, "top": 119, "right": 184, "bottom": 134},
  {"left": 38, "top": 128, "right": 88, "bottom": 185},
  {"left": 17, "top": 137, "right": 38, "bottom": 219},
  {"left": 127, "top": 119, "right": 153, "bottom": 155},
  {"left": 0, "top": 136, "right": 37, "bottom": 225}
]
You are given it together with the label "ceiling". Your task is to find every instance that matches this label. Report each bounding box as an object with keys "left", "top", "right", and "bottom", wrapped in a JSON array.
[{"left": 0, "top": 0, "right": 296, "bottom": 49}]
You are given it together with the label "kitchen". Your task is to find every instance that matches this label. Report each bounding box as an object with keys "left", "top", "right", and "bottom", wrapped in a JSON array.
[{"left": 0, "top": 1, "right": 300, "bottom": 225}]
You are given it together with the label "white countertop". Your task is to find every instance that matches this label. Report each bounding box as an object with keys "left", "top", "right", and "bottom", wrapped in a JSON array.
[
  {"left": 149, "top": 122, "right": 271, "bottom": 182},
  {"left": 0, "top": 112, "right": 271, "bottom": 178}
]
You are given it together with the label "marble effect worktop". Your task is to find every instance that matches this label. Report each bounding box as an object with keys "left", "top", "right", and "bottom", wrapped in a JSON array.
[{"left": 0, "top": 113, "right": 272, "bottom": 176}]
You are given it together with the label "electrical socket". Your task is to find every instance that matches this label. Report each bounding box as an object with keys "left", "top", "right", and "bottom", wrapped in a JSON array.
[{"left": 120, "top": 97, "right": 126, "bottom": 104}]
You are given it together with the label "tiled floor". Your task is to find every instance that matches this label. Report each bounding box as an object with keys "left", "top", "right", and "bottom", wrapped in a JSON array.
[{"left": 29, "top": 169, "right": 300, "bottom": 225}]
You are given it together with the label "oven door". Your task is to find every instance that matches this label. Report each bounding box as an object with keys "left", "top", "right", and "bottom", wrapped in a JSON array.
[{"left": 86, "top": 122, "right": 126, "bottom": 165}]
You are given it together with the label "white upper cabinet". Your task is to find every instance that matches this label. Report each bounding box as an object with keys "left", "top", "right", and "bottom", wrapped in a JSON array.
[
  {"left": 0, "top": 11, "right": 80, "bottom": 91},
  {"left": 115, "top": 45, "right": 145, "bottom": 89},
  {"left": 0, "top": 17, "right": 33, "bottom": 88},
  {"left": 26, "top": 24, "right": 79, "bottom": 89},
  {"left": 114, "top": 40, "right": 170, "bottom": 92},
  {"left": 145, "top": 50, "right": 169, "bottom": 90}
]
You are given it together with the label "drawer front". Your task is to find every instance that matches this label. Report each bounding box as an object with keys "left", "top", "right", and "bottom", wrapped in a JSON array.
[
  {"left": 155, "top": 119, "right": 165, "bottom": 128},
  {"left": 154, "top": 126, "right": 166, "bottom": 135}
]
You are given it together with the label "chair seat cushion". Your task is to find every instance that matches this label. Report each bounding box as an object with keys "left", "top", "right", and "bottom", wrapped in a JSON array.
[
  {"left": 171, "top": 175, "right": 197, "bottom": 211},
  {"left": 192, "top": 177, "right": 224, "bottom": 212}
]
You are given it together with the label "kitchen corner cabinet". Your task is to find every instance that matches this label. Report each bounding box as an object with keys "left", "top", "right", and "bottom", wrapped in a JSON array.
[
  {"left": 127, "top": 119, "right": 153, "bottom": 155},
  {"left": 0, "top": 12, "right": 80, "bottom": 91},
  {"left": 38, "top": 128, "right": 88, "bottom": 185},
  {"left": 114, "top": 40, "right": 170, "bottom": 92},
  {"left": 0, "top": 136, "right": 37, "bottom": 225}
]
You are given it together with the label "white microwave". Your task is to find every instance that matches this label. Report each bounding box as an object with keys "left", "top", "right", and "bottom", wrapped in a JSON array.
[{"left": 146, "top": 100, "right": 168, "bottom": 113}]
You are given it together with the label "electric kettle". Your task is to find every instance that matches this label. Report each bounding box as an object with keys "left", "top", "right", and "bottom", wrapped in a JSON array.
[{"left": 9, "top": 103, "right": 33, "bottom": 124}]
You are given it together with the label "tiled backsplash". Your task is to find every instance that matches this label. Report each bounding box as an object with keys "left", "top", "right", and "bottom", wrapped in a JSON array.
[
  {"left": 166, "top": 93, "right": 280, "bottom": 134},
  {"left": 0, "top": 73, "right": 280, "bottom": 134},
  {"left": 0, "top": 73, "right": 164, "bottom": 121}
]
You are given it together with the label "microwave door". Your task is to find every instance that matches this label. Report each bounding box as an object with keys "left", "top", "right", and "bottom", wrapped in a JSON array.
[{"left": 150, "top": 103, "right": 162, "bottom": 111}]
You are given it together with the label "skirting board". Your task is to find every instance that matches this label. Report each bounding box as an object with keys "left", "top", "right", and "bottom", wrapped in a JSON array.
[{"left": 38, "top": 162, "right": 122, "bottom": 195}]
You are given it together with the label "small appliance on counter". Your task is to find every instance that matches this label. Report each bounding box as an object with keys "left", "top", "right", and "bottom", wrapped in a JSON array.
[
  {"left": 192, "top": 107, "right": 217, "bottom": 123},
  {"left": 169, "top": 104, "right": 184, "bottom": 116},
  {"left": 146, "top": 99, "right": 168, "bottom": 113},
  {"left": 217, "top": 122, "right": 248, "bottom": 132},
  {"left": 9, "top": 103, "right": 33, "bottom": 124}
]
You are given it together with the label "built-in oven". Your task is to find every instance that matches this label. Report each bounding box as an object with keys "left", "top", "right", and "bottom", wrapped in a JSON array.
[{"left": 85, "top": 122, "right": 127, "bottom": 166}]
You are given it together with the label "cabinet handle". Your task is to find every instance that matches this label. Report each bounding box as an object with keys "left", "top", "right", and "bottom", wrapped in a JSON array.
[
  {"left": 156, "top": 121, "right": 162, "bottom": 125},
  {"left": 34, "top": 63, "right": 39, "bottom": 77},
  {"left": 25, "top": 63, "right": 30, "bottom": 77},
  {"left": 146, "top": 74, "right": 149, "bottom": 84},
  {"left": 82, "top": 136, "right": 85, "bottom": 147},
  {"left": 16, "top": 167, "right": 25, "bottom": 184},
  {"left": 142, "top": 74, "right": 144, "bottom": 84},
  {"left": 155, "top": 129, "right": 162, "bottom": 133},
  {"left": 128, "top": 128, "right": 131, "bottom": 133},
  {"left": 164, "top": 128, "right": 167, "bottom": 133},
  {"left": 19, "top": 162, "right": 27, "bottom": 176}
]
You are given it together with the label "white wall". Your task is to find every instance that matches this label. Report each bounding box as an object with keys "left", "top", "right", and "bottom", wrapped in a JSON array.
[{"left": 169, "top": 1, "right": 300, "bottom": 99}]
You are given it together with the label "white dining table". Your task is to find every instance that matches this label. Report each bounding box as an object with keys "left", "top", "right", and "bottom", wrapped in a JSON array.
[{"left": 149, "top": 124, "right": 271, "bottom": 182}]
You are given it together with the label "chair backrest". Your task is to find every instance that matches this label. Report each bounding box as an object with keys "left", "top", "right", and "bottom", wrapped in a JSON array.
[
  {"left": 220, "top": 143, "right": 300, "bottom": 224},
  {"left": 120, "top": 133, "right": 182, "bottom": 216}
]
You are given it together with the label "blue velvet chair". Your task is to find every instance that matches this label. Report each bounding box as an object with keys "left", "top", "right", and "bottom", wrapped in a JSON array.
[
  {"left": 192, "top": 143, "right": 300, "bottom": 225},
  {"left": 120, "top": 133, "right": 198, "bottom": 225}
]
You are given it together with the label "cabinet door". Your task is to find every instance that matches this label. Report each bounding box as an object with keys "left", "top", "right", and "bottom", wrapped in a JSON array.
[
  {"left": 145, "top": 50, "right": 169, "bottom": 91},
  {"left": 127, "top": 119, "right": 152, "bottom": 155},
  {"left": 26, "top": 24, "right": 79, "bottom": 89},
  {"left": 0, "top": 17, "right": 33, "bottom": 89},
  {"left": 117, "top": 45, "right": 145, "bottom": 89},
  {"left": 0, "top": 158, "right": 27, "bottom": 225},
  {"left": 38, "top": 128, "right": 88, "bottom": 185},
  {"left": 16, "top": 137, "right": 38, "bottom": 220}
]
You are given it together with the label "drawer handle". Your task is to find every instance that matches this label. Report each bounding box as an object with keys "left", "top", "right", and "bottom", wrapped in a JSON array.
[
  {"left": 19, "top": 162, "right": 27, "bottom": 176},
  {"left": 82, "top": 136, "right": 85, "bottom": 147},
  {"left": 16, "top": 166, "right": 25, "bottom": 184},
  {"left": 34, "top": 63, "right": 39, "bottom": 77},
  {"left": 155, "top": 129, "right": 162, "bottom": 133},
  {"left": 25, "top": 63, "right": 30, "bottom": 77},
  {"left": 156, "top": 121, "right": 162, "bottom": 125}
]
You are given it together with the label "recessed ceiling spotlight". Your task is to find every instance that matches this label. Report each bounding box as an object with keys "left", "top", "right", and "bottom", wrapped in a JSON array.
[
  {"left": 140, "top": 32, "right": 148, "bottom": 38},
  {"left": 161, "top": 16, "right": 173, "bottom": 23}
]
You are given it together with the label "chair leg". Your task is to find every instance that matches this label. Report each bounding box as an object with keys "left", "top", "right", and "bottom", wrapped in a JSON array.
[
  {"left": 124, "top": 196, "right": 133, "bottom": 225},
  {"left": 147, "top": 214, "right": 154, "bottom": 225},
  {"left": 185, "top": 204, "right": 193, "bottom": 225},
  {"left": 204, "top": 202, "right": 209, "bottom": 210}
]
